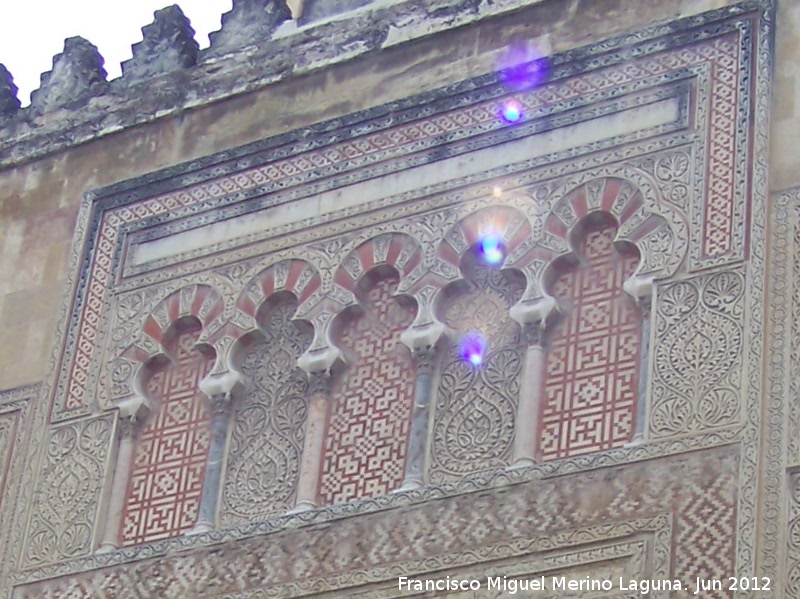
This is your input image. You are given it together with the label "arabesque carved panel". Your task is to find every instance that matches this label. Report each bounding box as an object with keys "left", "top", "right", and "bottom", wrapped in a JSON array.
[
  {"left": 650, "top": 269, "right": 744, "bottom": 437},
  {"left": 0, "top": 410, "right": 18, "bottom": 512},
  {"left": 220, "top": 296, "right": 312, "bottom": 525},
  {"left": 430, "top": 260, "right": 524, "bottom": 483},
  {"left": 22, "top": 415, "right": 113, "bottom": 568}
]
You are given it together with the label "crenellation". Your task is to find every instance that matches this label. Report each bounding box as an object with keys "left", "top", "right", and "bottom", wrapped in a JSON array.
[
  {"left": 0, "top": 0, "right": 533, "bottom": 166},
  {"left": 206, "top": 0, "right": 293, "bottom": 58},
  {"left": 121, "top": 5, "right": 200, "bottom": 84},
  {"left": 0, "top": 0, "right": 796, "bottom": 594},
  {"left": 29, "top": 37, "right": 108, "bottom": 113},
  {"left": 0, "top": 65, "right": 20, "bottom": 118}
]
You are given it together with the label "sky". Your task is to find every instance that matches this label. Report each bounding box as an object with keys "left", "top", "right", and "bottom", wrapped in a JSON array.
[{"left": 0, "top": 1, "right": 234, "bottom": 106}]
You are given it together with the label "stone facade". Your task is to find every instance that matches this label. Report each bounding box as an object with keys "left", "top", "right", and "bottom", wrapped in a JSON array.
[{"left": 0, "top": 0, "right": 796, "bottom": 596}]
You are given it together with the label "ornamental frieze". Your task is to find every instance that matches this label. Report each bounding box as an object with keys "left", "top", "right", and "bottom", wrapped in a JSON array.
[{"left": 5, "top": 1, "right": 777, "bottom": 597}]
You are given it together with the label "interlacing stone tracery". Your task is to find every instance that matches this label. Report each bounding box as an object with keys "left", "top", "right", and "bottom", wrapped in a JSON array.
[
  {"left": 120, "top": 324, "right": 215, "bottom": 546},
  {"left": 221, "top": 295, "right": 312, "bottom": 525},
  {"left": 430, "top": 256, "right": 525, "bottom": 482}
]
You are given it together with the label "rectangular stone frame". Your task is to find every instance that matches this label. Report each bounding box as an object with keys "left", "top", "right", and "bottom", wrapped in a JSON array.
[{"left": 11, "top": 1, "right": 776, "bottom": 595}]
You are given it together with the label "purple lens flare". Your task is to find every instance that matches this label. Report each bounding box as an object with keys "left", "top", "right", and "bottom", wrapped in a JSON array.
[
  {"left": 500, "top": 99, "right": 523, "bottom": 123},
  {"left": 459, "top": 332, "right": 488, "bottom": 367},
  {"left": 497, "top": 43, "right": 550, "bottom": 92},
  {"left": 479, "top": 233, "right": 505, "bottom": 265}
]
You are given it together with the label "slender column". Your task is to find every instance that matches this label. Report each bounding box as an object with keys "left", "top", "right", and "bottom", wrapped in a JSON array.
[
  {"left": 192, "top": 392, "right": 233, "bottom": 533},
  {"left": 511, "top": 321, "right": 547, "bottom": 468},
  {"left": 98, "top": 402, "right": 148, "bottom": 552},
  {"left": 293, "top": 370, "right": 333, "bottom": 511},
  {"left": 400, "top": 345, "right": 436, "bottom": 490},
  {"left": 630, "top": 297, "right": 652, "bottom": 445}
]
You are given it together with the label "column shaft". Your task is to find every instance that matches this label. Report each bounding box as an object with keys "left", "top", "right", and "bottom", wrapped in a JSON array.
[
  {"left": 98, "top": 417, "right": 138, "bottom": 552},
  {"left": 631, "top": 301, "right": 652, "bottom": 443},
  {"left": 294, "top": 372, "right": 331, "bottom": 511},
  {"left": 193, "top": 394, "right": 232, "bottom": 533},
  {"left": 401, "top": 347, "right": 435, "bottom": 490},
  {"left": 511, "top": 324, "right": 546, "bottom": 467}
]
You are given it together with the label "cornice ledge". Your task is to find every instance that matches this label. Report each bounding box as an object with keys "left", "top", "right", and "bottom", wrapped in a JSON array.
[{"left": 0, "top": 0, "right": 544, "bottom": 170}]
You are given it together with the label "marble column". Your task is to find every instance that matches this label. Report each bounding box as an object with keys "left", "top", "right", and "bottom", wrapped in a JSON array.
[
  {"left": 630, "top": 297, "right": 652, "bottom": 444},
  {"left": 293, "top": 370, "right": 333, "bottom": 511},
  {"left": 511, "top": 321, "right": 548, "bottom": 468},
  {"left": 97, "top": 400, "right": 148, "bottom": 552},
  {"left": 400, "top": 345, "right": 436, "bottom": 490},
  {"left": 192, "top": 392, "right": 233, "bottom": 533}
]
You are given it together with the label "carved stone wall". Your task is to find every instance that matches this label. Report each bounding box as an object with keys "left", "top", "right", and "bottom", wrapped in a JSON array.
[
  {"left": 0, "top": 413, "right": 18, "bottom": 513},
  {"left": 12, "top": 446, "right": 738, "bottom": 597},
  {"left": 650, "top": 269, "right": 744, "bottom": 438},
  {"left": 22, "top": 415, "right": 113, "bottom": 568},
  {"left": 0, "top": 0, "right": 781, "bottom": 596},
  {"left": 0, "top": 386, "right": 36, "bottom": 590}
]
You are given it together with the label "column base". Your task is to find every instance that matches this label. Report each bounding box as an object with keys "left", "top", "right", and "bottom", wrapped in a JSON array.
[
  {"left": 95, "top": 542, "right": 117, "bottom": 554},
  {"left": 289, "top": 500, "right": 317, "bottom": 514},
  {"left": 394, "top": 477, "right": 423, "bottom": 492},
  {"left": 507, "top": 457, "right": 536, "bottom": 470},
  {"left": 187, "top": 522, "right": 213, "bottom": 535},
  {"left": 624, "top": 433, "right": 646, "bottom": 447}
]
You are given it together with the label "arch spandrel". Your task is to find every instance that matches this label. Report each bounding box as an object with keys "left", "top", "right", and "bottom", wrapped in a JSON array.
[
  {"left": 102, "top": 283, "right": 229, "bottom": 409},
  {"left": 508, "top": 174, "right": 687, "bottom": 322}
]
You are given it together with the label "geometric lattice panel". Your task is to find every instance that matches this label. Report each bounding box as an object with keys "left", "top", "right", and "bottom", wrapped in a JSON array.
[
  {"left": 540, "top": 224, "right": 641, "bottom": 460},
  {"left": 319, "top": 273, "right": 416, "bottom": 505},
  {"left": 120, "top": 325, "right": 214, "bottom": 545}
]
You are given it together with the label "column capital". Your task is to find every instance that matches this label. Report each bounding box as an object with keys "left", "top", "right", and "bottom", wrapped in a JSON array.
[
  {"left": 521, "top": 321, "right": 547, "bottom": 348},
  {"left": 412, "top": 345, "right": 437, "bottom": 375},
  {"left": 623, "top": 275, "right": 653, "bottom": 306},
  {"left": 307, "top": 370, "right": 334, "bottom": 396},
  {"left": 116, "top": 396, "right": 150, "bottom": 438},
  {"left": 298, "top": 345, "right": 344, "bottom": 376},
  {"left": 199, "top": 370, "right": 244, "bottom": 398},
  {"left": 401, "top": 321, "right": 445, "bottom": 353},
  {"left": 509, "top": 296, "right": 557, "bottom": 328},
  {"left": 208, "top": 392, "right": 234, "bottom": 418}
]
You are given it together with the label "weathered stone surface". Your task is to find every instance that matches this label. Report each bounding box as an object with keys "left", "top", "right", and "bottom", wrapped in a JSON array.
[
  {"left": 0, "top": 65, "right": 20, "bottom": 117},
  {"left": 121, "top": 5, "right": 199, "bottom": 82},
  {"left": 29, "top": 37, "right": 107, "bottom": 112},
  {"left": 0, "top": 0, "right": 794, "bottom": 596},
  {"left": 301, "top": 0, "right": 373, "bottom": 23},
  {"left": 0, "top": 0, "right": 742, "bottom": 170},
  {"left": 206, "top": 0, "right": 293, "bottom": 57}
]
